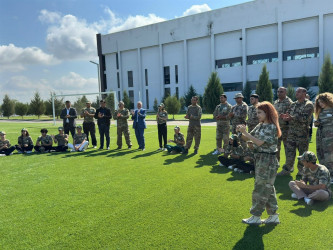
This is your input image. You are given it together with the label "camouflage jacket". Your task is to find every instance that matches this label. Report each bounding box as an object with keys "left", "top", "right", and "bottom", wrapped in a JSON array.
[
  {"left": 81, "top": 107, "right": 96, "bottom": 123},
  {"left": 213, "top": 102, "right": 232, "bottom": 126},
  {"left": 287, "top": 99, "right": 314, "bottom": 133},
  {"left": 224, "top": 144, "right": 244, "bottom": 159},
  {"left": 174, "top": 132, "right": 185, "bottom": 147},
  {"left": 231, "top": 102, "right": 248, "bottom": 126},
  {"left": 37, "top": 135, "right": 53, "bottom": 145},
  {"left": 73, "top": 133, "right": 87, "bottom": 144},
  {"left": 250, "top": 123, "right": 278, "bottom": 153},
  {"left": 54, "top": 134, "right": 69, "bottom": 146},
  {"left": 18, "top": 136, "right": 33, "bottom": 146},
  {"left": 186, "top": 105, "right": 202, "bottom": 127},
  {"left": 247, "top": 105, "right": 259, "bottom": 129},
  {"left": 0, "top": 139, "right": 11, "bottom": 149},
  {"left": 157, "top": 111, "right": 168, "bottom": 125},
  {"left": 274, "top": 97, "right": 292, "bottom": 127},
  {"left": 302, "top": 164, "right": 332, "bottom": 196},
  {"left": 114, "top": 108, "right": 130, "bottom": 127}
]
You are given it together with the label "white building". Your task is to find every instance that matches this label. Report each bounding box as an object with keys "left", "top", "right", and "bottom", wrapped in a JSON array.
[{"left": 96, "top": 0, "right": 333, "bottom": 108}]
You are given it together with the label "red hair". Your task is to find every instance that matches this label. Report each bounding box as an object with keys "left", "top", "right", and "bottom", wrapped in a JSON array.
[{"left": 257, "top": 101, "right": 281, "bottom": 138}]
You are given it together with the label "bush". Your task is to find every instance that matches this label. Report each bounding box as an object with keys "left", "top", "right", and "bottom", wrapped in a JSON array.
[
  {"left": 256, "top": 65, "right": 273, "bottom": 103},
  {"left": 203, "top": 72, "right": 224, "bottom": 113},
  {"left": 164, "top": 95, "right": 181, "bottom": 119}
]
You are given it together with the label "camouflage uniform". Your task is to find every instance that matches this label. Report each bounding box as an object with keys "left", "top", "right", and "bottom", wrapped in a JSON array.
[
  {"left": 316, "top": 108, "right": 333, "bottom": 177},
  {"left": 35, "top": 135, "right": 53, "bottom": 152},
  {"left": 213, "top": 102, "right": 232, "bottom": 150},
  {"left": 185, "top": 104, "right": 202, "bottom": 150},
  {"left": 249, "top": 123, "right": 279, "bottom": 216},
  {"left": 274, "top": 97, "right": 292, "bottom": 162},
  {"left": 16, "top": 136, "right": 34, "bottom": 152},
  {"left": 247, "top": 105, "right": 259, "bottom": 132},
  {"left": 0, "top": 139, "right": 16, "bottom": 156},
  {"left": 81, "top": 107, "right": 97, "bottom": 147},
  {"left": 114, "top": 108, "right": 132, "bottom": 148},
  {"left": 231, "top": 102, "right": 248, "bottom": 134},
  {"left": 282, "top": 100, "right": 314, "bottom": 174},
  {"left": 54, "top": 134, "right": 69, "bottom": 146},
  {"left": 165, "top": 132, "right": 185, "bottom": 153},
  {"left": 74, "top": 133, "right": 87, "bottom": 144}
]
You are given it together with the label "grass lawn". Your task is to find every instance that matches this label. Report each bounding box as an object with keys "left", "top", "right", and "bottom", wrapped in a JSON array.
[{"left": 0, "top": 123, "right": 332, "bottom": 249}]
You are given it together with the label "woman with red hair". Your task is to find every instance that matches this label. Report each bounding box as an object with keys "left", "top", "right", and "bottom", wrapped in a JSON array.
[{"left": 237, "top": 101, "right": 281, "bottom": 225}]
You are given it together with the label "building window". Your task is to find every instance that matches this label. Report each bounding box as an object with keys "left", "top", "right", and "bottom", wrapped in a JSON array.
[
  {"left": 129, "top": 90, "right": 134, "bottom": 104},
  {"left": 146, "top": 89, "right": 149, "bottom": 109},
  {"left": 117, "top": 72, "right": 120, "bottom": 88},
  {"left": 164, "top": 87, "right": 171, "bottom": 97},
  {"left": 128, "top": 71, "right": 133, "bottom": 87},
  {"left": 222, "top": 82, "right": 243, "bottom": 92},
  {"left": 215, "top": 57, "right": 242, "bottom": 68},
  {"left": 247, "top": 52, "right": 278, "bottom": 65},
  {"left": 176, "top": 87, "right": 179, "bottom": 99},
  {"left": 175, "top": 65, "right": 178, "bottom": 83},
  {"left": 145, "top": 69, "right": 148, "bottom": 86},
  {"left": 116, "top": 53, "right": 119, "bottom": 70},
  {"left": 118, "top": 91, "right": 121, "bottom": 102},
  {"left": 164, "top": 66, "right": 170, "bottom": 84},
  {"left": 283, "top": 47, "right": 319, "bottom": 61}
]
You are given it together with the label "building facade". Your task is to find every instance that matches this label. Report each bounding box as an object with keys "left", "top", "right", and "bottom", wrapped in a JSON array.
[{"left": 97, "top": 0, "right": 333, "bottom": 108}]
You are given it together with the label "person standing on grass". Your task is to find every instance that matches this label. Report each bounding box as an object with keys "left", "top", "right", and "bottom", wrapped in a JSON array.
[
  {"left": 131, "top": 101, "right": 146, "bottom": 151},
  {"left": 247, "top": 94, "right": 260, "bottom": 132},
  {"left": 156, "top": 103, "right": 168, "bottom": 150},
  {"left": 237, "top": 101, "right": 281, "bottom": 225},
  {"left": 0, "top": 131, "right": 16, "bottom": 156},
  {"left": 165, "top": 126, "right": 185, "bottom": 154},
  {"left": 114, "top": 101, "right": 132, "bottom": 149},
  {"left": 314, "top": 92, "right": 333, "bottom": 179},
  {"left": 95, "top": 100, "right": 112, "bottom": 150},
  {"left": 15, "top": 128, "right": 34, "bottom": 154},
  {"left": 212, "top": 94, "right": 232, "bottom": 155},
  {"left": 289, "top": 151, "right": 331, "bottom": 206},
  {"left": 60, "top": 100, "right": 77, "bottom": 138},
  {"left": 184, "top": 96, "right": 202, "bottom": 155},
  {"left": 34, "top": 128, "right": 53, "bottom": 153},
  {"left": 68, "top": 125, "right": 89, "bottom": 152},
  {"left": 81, "top": 101, "right": 97, "bottom": 149},
  {"left": 51, "top": 127, "right": 69, "bottom": 152}
]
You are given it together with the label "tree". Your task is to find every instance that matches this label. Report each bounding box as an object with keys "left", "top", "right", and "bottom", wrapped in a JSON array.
[
  {"left": 122, "top": 91, "right": 132, "bottom": 109},
  {"left": 203, "top": 72, "right": 224, "bottom": 113},
  {"left": 183, "top": 85, "right": 198, "bottom": 107},
  {"left": 1, "top": 94, "right": 15, "bottom": 119},
  {"left": 298, "top": 75, "right": 316, "bottom": 101},
  {"left": 164, "top": 95, "right": 181, "bottom": 119},
  {"left": 286, "top": 84, "right": 296, "bottom": 101},
  {"left": 73, "top": 95, "right": 89, "bottom": 112},
  {"left": 153, "top": 98, "right": 158, "bottom": 112},
  {"left": 29, "top": 92, "right": 45, "bottom": 118},
  {"left": 161, "top": 90, "right": 170, "bottom": 104},
  {"left": 15, "top": 102, "right": 28, "bottom": 119},
  {"left": 242, "top": 81, "right": 252, "bottom": 104},
  {"left": 179, "top": 97, "right": 186, "bottom": 111},
  {"left": 91, "top": 96, "right": 100, "bottom": 109},
  {"left": 272, "top": 82, "right": 279, "bottom": 102},
  {"left": 318, "top": 54, "right": 333, "bottom": 94},
  {"left": 44, "top": 92, "right": 64, "bottom": 118},
  {"left": 105, "top": 92, "right": 115, "bottom": 111},
  {"left": 256, "top": 65, "right": 273, "bottom": 103}
]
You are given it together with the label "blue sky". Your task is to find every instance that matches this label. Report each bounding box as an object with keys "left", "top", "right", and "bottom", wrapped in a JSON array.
[{"left": 0, "top": 0, "right": 251, "bottom": 103}]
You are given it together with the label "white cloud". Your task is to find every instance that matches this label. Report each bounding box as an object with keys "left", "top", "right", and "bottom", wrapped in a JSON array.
[
  {"left": 0, "top": 44, "right": 59, "bottom": 72},
  {"left": 182, "top": 4, "right": 211, "bottom": 16},
  {"left": 39, "top": 9, "right": 61, "bottom": 24}
]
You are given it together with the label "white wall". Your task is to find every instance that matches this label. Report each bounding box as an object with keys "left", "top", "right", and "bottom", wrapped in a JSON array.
[
  {"left": 215, "top": 30, "right": 242, "bottom": 59},
  {"left": 105, "top": 53, "right": 117, "bottom": 93},
  {"left": 120, "top": 50, "right": 139, "bottom": 102},
  {"left": 247, "top": 24, "right": 278, "bottom": 55},
  {"left": 324, "top": 14, "right": 333, "bottom": 57}
]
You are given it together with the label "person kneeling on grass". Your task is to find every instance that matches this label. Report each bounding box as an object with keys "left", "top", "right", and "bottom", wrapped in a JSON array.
[
  {"left": 34, "top": 128, "right": 53, "bottom": 153},
  {"left": 68, "top": 125, "right": 89, "bottom": 152},
  {"left": 0, "top": 131, "right": 16, "bottom": 156},
  {"left": 165, "top": 126, "right": 185, "bottom": 154},
  {"left": 15, "top": 128, "right": 34, "bottom": 154},
  {"left": 289, "top": 151, "right": 332, "bottom": 205},
  {"left": 51, "top": 127, "right": 69, "bottom": 152}
]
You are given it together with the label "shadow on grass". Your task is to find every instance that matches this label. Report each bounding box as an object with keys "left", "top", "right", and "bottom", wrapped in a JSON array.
[
  {"left": 163, "top": 153, "right": 189, "bottom": 165},
  {"left": 226, "top": 172, "right": 254, "bottom": 181},
  {"left": 210, "top": 165, "right": 230, "bottom": 174},
  {"left": 274, "top": 175, "right": 293, "bottom": 200},
  {"left": 194, "top": 153, "right": 218, "bottom": 168},
  {"left": 289, "top": 199, "right": 333, "bottom": 217},
  {"left": 233, "top": 224, "right": 277, "bottom": 250},
  {"left": 131, "top": 149, "right": 161, "bottom": 159}
]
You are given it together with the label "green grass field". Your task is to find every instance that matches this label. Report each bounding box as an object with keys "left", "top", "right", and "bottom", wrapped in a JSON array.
[{"left": 0, "top": 123, "right": 332, "bottom": 249}]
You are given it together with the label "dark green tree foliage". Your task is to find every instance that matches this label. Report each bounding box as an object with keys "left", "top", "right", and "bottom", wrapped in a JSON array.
[
  {"left": 122, "top": 91, "right": 132, "bottom": 109},
  {"left": 161, "top": 90, "right": 170, "bottom": 104},
  {"left": 105, "top": 93, "right": 115, "bottom": 111},
  {"left": 29, "top": 92, "right": 45, "bottom": 118},
  {"left": 45, "top": 92, "right": 64, "bottom": 118},
  {"left": 242, "top": 81, "right": 252, "bottom": 104},
  {"left": 91, "top": 96, "right": 100, "bottom": 109},
  {"left": 256, "top": 65, "right": 273, "bottom": 103},
  {"left": 73, "top": 95, "right": 89, "bottom": 112},
  {"left": 15, "top": 102, "right": 28, "bottom": 119},
  {"left": 153, "top": 98, "right": 158, "bottom": 112},
  {"left": 298, "top": 75, "right": 316, "bottom": 101},
  {"left": 183, "top": 85, "right": 198, "bottom": 107},
  {"left": 272, "top": 82, "right": 279, "bottom": 102},
  {"left": 164, "top": 95, "right": 181, "bottom": 119},
  {"left": 179, "top": 97, "right": 186, "bottom": 111},
  {"left": 318, "top": 54, "right": 333, "bottom": 94},
  {"left": 1, "top": 94, "right": 15, "bottom": 118},
  {"left": 203, "top": 72, "right": 224, "bottom": 113},
  {"left": 286, "top": 84, "right": 296, "bottom": 101}
]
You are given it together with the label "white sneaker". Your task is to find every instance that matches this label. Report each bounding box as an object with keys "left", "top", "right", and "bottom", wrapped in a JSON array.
[
  {"left": 26, "top": 151, "right": 32, "bottom": 154},
  {"left": 212, "top": 149, "right": 220, "bottom": 155},
  {"left": 238, "top": 169, "right": 244, "bottom": 173},
  {"left": 261, "top": 214, "right": 280, "bottom": 224},
  {"left": 0, "top": 154, "right": 6, "bottom": 156},
  {"left": 164, "top": 148, "right": 168, "bottom": 151},
  {"left": 304, "top": 197, "right": 313, "bottom": 205},
  {"left": 228, "top": 165, "right": 235, "bottom": 170},
  {"left": 93, "top": 146, "right": 97, "bottom": 149},
  {"left": 291, "top": 193, "right": 298, "bottom": 199},
  {"left": 234, "top": 168, "right": 239, "bottom": 172},
  {"left": 242, "top": 215, "right": 262, "bottom": 225},
  {"left": 107, "top": 147, "right": 110, "bottom": 150},
  {"left": 219, "top": 163, "right": 225, "bottom": 167},
  {"left": 159, "top": 148, "right": 163, "bottom": 150},
  {"left": 70, "top": 149, "right": 76, "bottom": 152}
]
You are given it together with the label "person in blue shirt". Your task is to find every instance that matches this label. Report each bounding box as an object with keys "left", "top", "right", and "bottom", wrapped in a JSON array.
[{"left": 131, "top": 101, "right": 146, "bottom": 150}]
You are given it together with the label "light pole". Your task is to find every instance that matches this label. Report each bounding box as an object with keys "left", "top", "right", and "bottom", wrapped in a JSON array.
[{"left": 89, "top": 60, "right": 101, "bottom": 100}]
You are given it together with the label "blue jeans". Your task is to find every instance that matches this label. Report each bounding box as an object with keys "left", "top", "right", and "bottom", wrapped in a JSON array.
[
  {"left": 98, "top": 123, "right": 110, "bottom": 148},
  {"left": 135, "top": 128, "right": 145, "bottom": 149}
]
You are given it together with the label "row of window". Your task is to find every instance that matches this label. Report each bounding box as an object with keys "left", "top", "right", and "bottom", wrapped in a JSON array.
[{"left": 215, "top": 47, "right": 319, "bottom": 68}]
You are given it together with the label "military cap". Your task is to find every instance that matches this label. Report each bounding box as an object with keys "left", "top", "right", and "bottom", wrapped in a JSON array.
[
  {"left": 297, "top": 151, "right": 317, "bottom": 163},
  {"left": 0, "top": 131, "right": 6, "bottom": 135},
  {"left": 76, "top": 125, "right": 82, "bottom": 129},
  {"left": 174, "top": 126, "right": 180, "bottom": 130},
  {"left": 220, "top": 94, "right": 227, "bottom": 98},
  {"left": 159, "top": 103, "right": 165, "bottom": 107},
  {"left": 234, "top": 93, "right": 244, "bottom": 99},
  {"left": 58, "top": 127, "right": 64, "bottom": 131},
  {"left": 21, "top": 128, "right": 27, "bottom": 131},
  {"left": 86, "top": 101, "right": 91, "bottom": 104},
  {"left": 250, "top": 94, "right": 259, "bottom": 99}
]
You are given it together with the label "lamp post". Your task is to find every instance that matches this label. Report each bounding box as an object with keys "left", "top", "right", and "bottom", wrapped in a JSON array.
[{"left": 89, "top": 60, "right": 101, "bottom": 100}]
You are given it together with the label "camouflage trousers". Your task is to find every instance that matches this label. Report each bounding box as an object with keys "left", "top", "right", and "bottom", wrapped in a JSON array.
[
  {"left": 216, "top": 124, "right": 230, "bottom": 150},
  {"left": 316, "top": 127, "right": 333, "bottom": 177},
  {"left": 117, "top": 125, "right": 132, "bottom": 147},
  {"left": 276, "top": 126, "right": 289, "bottom": 163},
  {"left": 282, "top": 131, "right": 309, "bottom": 174},
  {"left": 250, "top": 153, "right": 279, "bottom": 216},
  {"left": 185, "top": 125, "right": 201, "bottom": 150}
]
